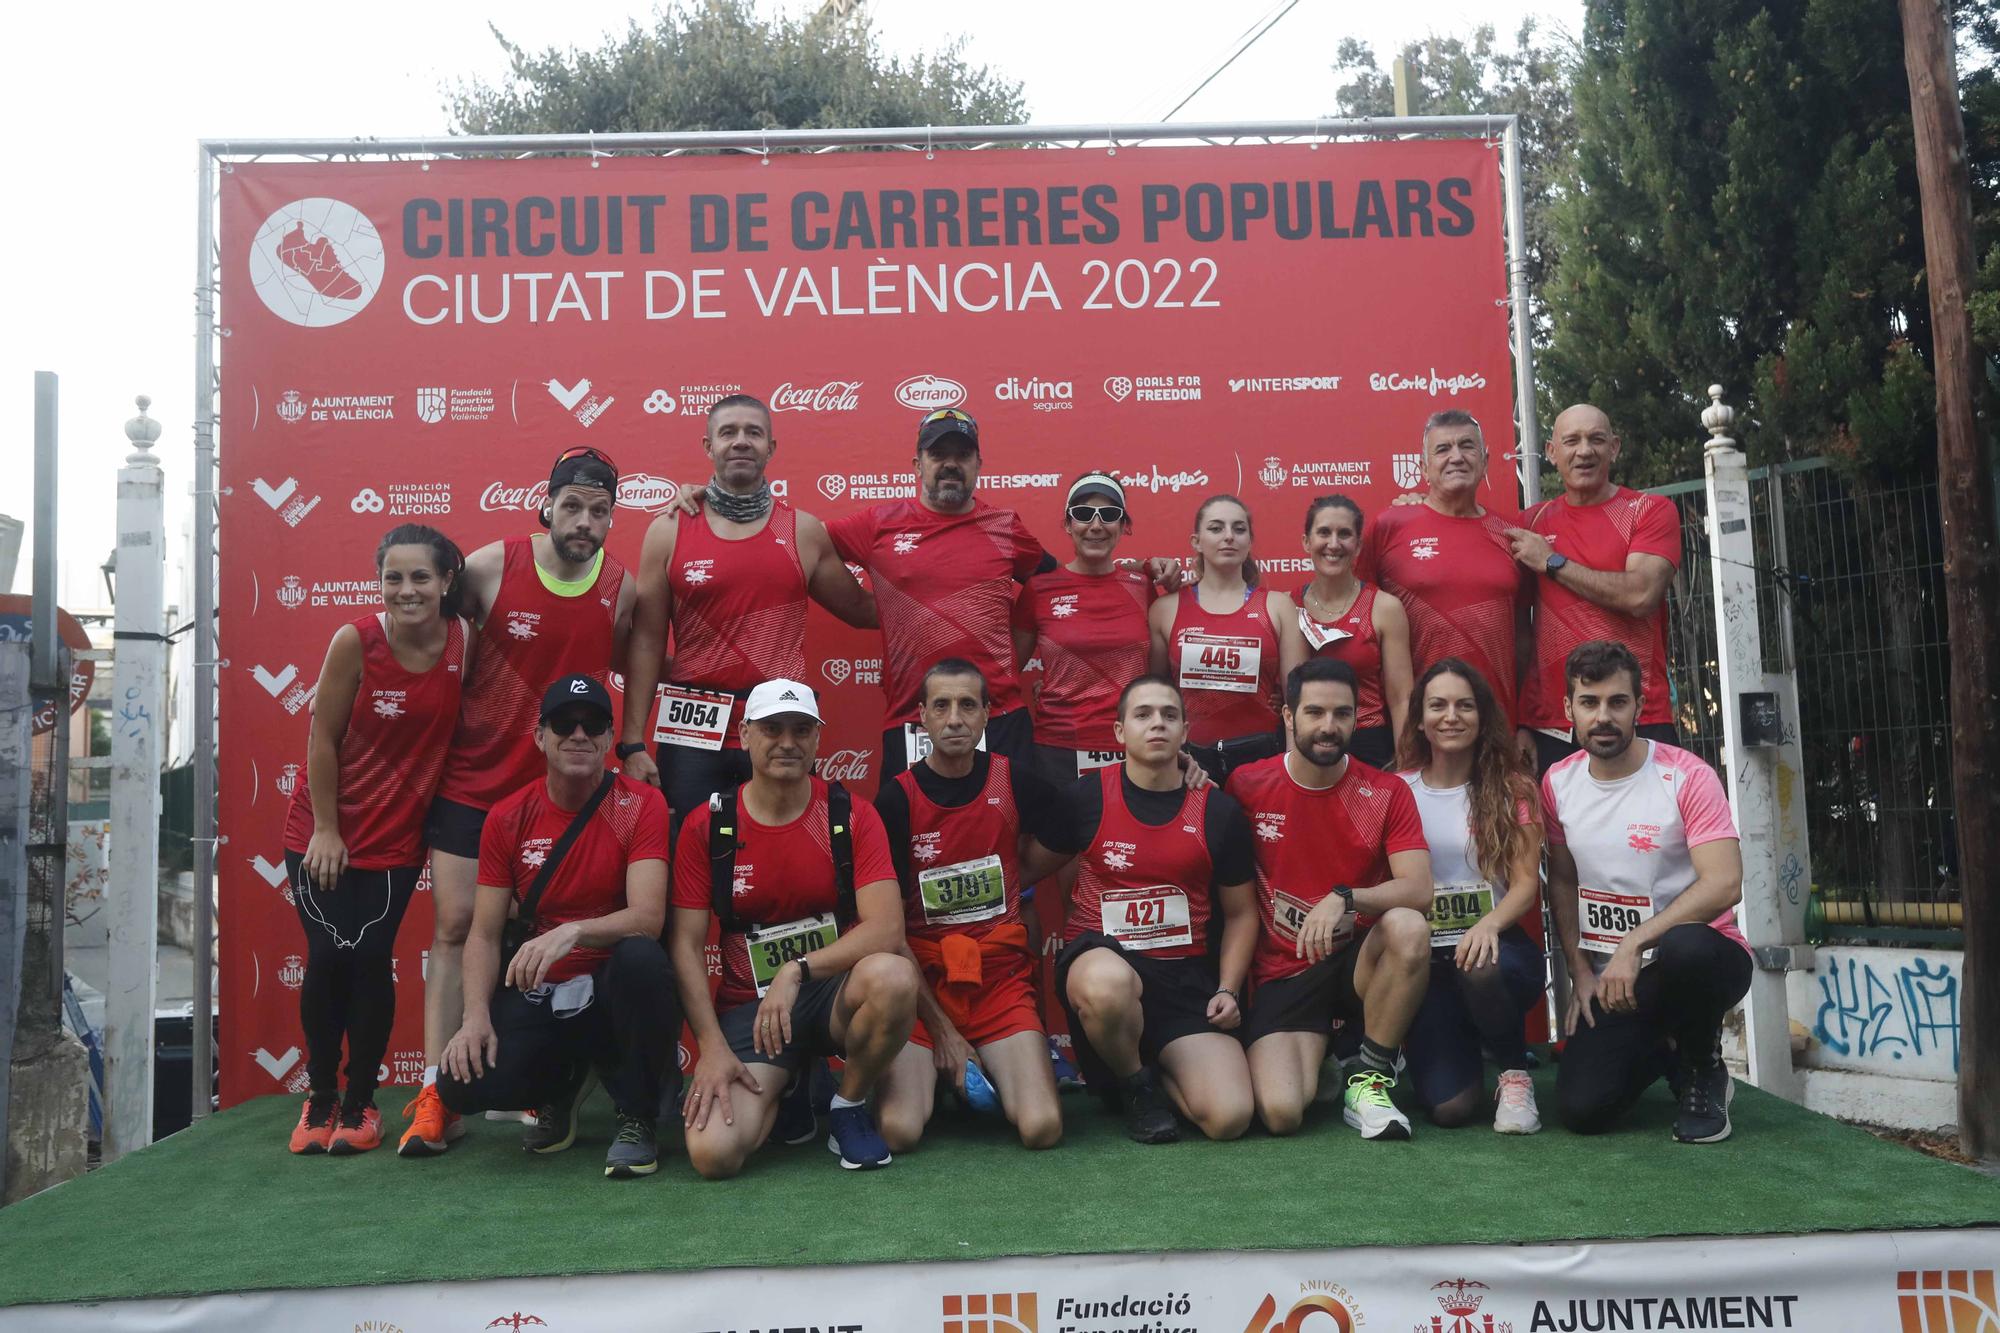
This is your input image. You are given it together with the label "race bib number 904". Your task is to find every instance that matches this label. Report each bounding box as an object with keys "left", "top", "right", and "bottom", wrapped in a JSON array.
[
  {"left": 746, "top": 914, "right": 839, "bottom": 996},
  {"left": 1578, "top": 886, "right": 1654, "bottom": 956}
]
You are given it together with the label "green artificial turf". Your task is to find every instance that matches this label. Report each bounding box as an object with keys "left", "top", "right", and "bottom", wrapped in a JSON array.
[{"left": 3, "top": 1068, "right": 1995, "bottom": 1308}]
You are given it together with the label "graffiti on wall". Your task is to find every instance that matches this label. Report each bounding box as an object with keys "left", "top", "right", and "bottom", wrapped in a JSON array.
[{"left": 1810, "top": 947, "right": 1961, "bottom": 1081}]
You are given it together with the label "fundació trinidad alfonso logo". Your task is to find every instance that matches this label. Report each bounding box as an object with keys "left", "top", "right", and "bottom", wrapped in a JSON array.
[
  {"left": 1244, "top": 1281, "right": 1363, "bottom": 1333},
  {"left": 943, "top": 1293, "right": 1037, "bottom": 1333},
  {"left": 246, "top": 198, "right": 385, "bottom": 328},
  {"left": 897, "top": 374, "right": 967, "bottom": 411},
  {"left": 1899, "top": 1270, "right": 2000, "bottom": 1332}
]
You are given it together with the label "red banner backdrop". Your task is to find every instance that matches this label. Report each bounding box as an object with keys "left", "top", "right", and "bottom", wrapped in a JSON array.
[{"left": 216, "top": 141, "right": 1517, "bottom": 1106}]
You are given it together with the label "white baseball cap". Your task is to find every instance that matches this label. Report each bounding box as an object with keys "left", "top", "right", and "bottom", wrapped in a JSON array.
[{"left": 743, "top": 678, "right": 824, "bottom": 723}]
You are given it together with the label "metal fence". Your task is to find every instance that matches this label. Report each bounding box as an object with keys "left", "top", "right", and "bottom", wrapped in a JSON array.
[{"left": 1648, "top": 459, "right": 1958, "bottom": 944}]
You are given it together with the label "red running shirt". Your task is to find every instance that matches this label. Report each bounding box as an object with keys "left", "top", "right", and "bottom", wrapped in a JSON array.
[
  {"left": 284, "top": 614, "right": 466, "bottom": 869},
  {"left": 892, "top": 755, "right": 1025, "bottom": 942},
  {"left": 1359, "top": 505, "right": 1527, "bottom": 727},
  {"left": 825, "top": 500, "right": 1047, "bottom": 724},
  {"left": 1225, "top": 754, "right": 1428, "bottom": 984},
  {"left": 1517, "top": 487, "right": 1682, "bottom": 728},
  {"left": 1065, "top": 767, "right": 1215, "bottom": 962},
  {"left": 439, "top": 538, "right": 624, "bottom": 811},
  {"left": 1020, "top": 566, "right": 1153, "bottom": 749},
  {"left": 1300, "top": 582, "right": 1386, "bottom": 729},
  {"left": 666, "top": 503, "right": 809, "bottom": 747},
  {"left": 1168, "top": 587, "right": 1283, "bottom": 746},
  {"left": 672, "top": 778, "right": 898, "bottom": 1009},
  {"left": 476, "top": 774, "right": 669, "bottom": 984}
]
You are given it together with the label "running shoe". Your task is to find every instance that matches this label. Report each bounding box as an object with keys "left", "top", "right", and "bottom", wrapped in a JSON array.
[
  {"left": 1672, "top": 1058, "right": 1735, "bottom": 1144},
  {"left": 1493, "top": 1069, "right": 1541, "bottom": 1135},
  {"left": 962, "top": 1061, "right": 1002, "bottom": 1116},
  {"left": 1120, "top": 1067, "right": 1180, "bottom": 1145},
  {"left": 328, "top": 1103, "right": 383, "bottom": 1154},
  {"left": 1342, "top": 1070, "right": 1412, "bottom": 1140},
  {"left": 826, "top": 1102, "right": 893, "bottom": 1170},
  {"left": 604, "top": 1111, "right": 659, "bottom": 1178},
  {"left": 289, "top": 1094, "right": 337, "bottom": 1154},
  {"left": 397, "top": 1083, "right": 465, "bottom": 1157},
  {"left": 1049, "top": 1037, "right": 1085, "bottom": 1091},
  {"left": 773, "top": 1072, "right": 818, "bottom": 1146},
  {"left": 524, "top": 1067, "right": 597, "bottom": 1155}
]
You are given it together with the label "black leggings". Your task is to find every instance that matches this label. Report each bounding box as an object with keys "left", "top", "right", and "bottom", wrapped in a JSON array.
[
  {"left": 1555, "top": 922, "right": 1752, "bottom": 1134},
  {"left": 285, "top": 852, "right": 421, "bottom": 1106}
]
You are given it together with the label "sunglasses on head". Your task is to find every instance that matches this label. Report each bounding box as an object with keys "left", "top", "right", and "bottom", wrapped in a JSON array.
[
  {"left": 554, "top": 445, "right": 621, "bottom": 475},
  {"left": 545, "top": 711, "right": 611, "bottom": 738},
  {"left": 1067, "top": 504, "right": 1126, "bottom": 524},
  {"left": 922, "top": 408, "right": 974, "bottom": 425}
]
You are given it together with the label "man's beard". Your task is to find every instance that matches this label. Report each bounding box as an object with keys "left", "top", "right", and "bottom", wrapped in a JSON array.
[
  {"left": 555, "top": 530, "right": 602, "bottom": 563},
  {"left": 1293, "top": 727, "right": 1347, "bottom": 769}
]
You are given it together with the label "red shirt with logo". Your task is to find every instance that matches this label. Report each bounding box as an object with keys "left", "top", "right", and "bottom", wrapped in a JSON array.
[
  {"left": 1168, "top": 587, "right": 1284, "bottom": 745},
  {"left": 1019, "top": 566, "right": 1154, "bottom": 749},
  {"left": 1225, "top": 754, "right": 1428, "bottom": 984},
  {"left": 1359, "top": 504, "right": 1527, "bottom": 726},
  {"left": 886, "top": 755, "right": 1027, "bottom": 942},
  {"left": 284, "top": 614, "right": 466, "bottom": 868},
  {"left": 825, "top": 500, "right": 1048, "bottom": 725},
  {"left": 672, "top": 778, "right": 898, "bottom": 1009},
  {"left": 476, "top": 773, "right": 668, "bottom": 983},
  {"left": 1300, "top": 582, "right": 1386, "bottom": 729},
  {"left": 665, "top": 503, "right": 809, "bottom": 748},
  {"left": 1518, "top": 487, "right": 1682, "bottom": 727},
  {"left": 1061, "top": 767, "right": 1220, "bottom": 961},
  {"left": 440, "top": 538, "right": 625, "bottom": 811}
]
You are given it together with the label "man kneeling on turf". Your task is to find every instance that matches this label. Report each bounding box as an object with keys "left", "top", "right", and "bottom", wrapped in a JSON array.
[
  {"left": 1023, "top": 676, "right": 1259, "bottom": 1144},
  {"left": 871, "top": 659, "right": 1067, "bottom": 1152},
  {"left": 670, "top": 678, "right": 920, "bottom": 1174},
  {"left": 439, "top": 675, "right": 681, "bottom": 1180}
]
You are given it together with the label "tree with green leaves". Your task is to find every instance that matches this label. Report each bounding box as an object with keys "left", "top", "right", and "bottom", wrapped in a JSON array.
[{"left": 446, "top": 0, "right": 1026, "bottom": 137}]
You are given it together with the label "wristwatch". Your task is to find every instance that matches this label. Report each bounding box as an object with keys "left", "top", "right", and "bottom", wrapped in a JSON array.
[
  {"left": 1333, "top": 885, "right": 1355, "bottom": 913},
  {"left": 794, "top": 958, "right": 813, "bottom": 986},
  {"left": 1545, "top": 552, "right": 1570, "bottom": 576},
  {"left": 615, "top": 741, "right": 648, "bottom": 760}
]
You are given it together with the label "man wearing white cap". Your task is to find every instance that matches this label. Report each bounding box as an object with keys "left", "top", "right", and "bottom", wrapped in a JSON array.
[{"left": 669, "top": 678, "right": 920, "bottom": 1174}]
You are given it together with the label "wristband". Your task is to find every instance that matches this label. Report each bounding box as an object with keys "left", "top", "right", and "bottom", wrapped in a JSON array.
[
  {"left": 615, "top": 741, "right": 648, "bottom": 760},
  {"left": 794, "top": 958, "right": 813, "bottom": 986},
  {"left": 1213, "top": 987, "right": 1238, "bottom": 1002}
]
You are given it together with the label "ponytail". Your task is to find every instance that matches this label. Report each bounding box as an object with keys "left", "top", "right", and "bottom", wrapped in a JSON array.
[{"left": 375, "top": 524, "right": 467, "bottom": 621}]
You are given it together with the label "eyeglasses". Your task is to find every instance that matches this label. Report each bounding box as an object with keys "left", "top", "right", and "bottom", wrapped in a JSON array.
[
  {"left": 553, "top": 445, "right": 620, "bottom": 475},
  {"left": 1067, "top": 505, "right": 1127, "bottom": 525},
  {"left": 544, "top": 712, "right": 611, "bottom": 738},
  {"left": 921, "top": 408, "right": 975, "bottom": 425}
]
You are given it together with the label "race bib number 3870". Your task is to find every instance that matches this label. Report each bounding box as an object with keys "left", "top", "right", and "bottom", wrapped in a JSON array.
[{"left": 746, "top": 914, "right": 839, "bottom": 996}]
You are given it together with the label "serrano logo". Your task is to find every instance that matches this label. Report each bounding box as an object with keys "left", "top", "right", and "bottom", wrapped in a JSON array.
[
  {"left": 896, "top": 374, "right": 966, "bottom": 411},
  {"left": 247, "top": 198, "right": 385, "bottom": 328},
  {"left": 1898, "top": 1270, "right": 2000, "bottom": 1332},
  {"left": 617, "top": 473, "right": 681, "bottom": 514},
  {"left": 772, "top": 379, "right": 862, "bottom": 412}
]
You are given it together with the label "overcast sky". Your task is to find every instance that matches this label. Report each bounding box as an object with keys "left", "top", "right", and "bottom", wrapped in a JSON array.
[{"left": 0, "top": 0, "right": 1577, "bottom": 608}]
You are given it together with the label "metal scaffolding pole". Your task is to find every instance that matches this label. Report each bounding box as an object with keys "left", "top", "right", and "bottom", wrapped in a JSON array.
[
  {"left": 1501, "top": 119, "right": 1541, "bottom": 505},
  {"left": 191, "top": 145, "right": 216, "bottom": 1120}
]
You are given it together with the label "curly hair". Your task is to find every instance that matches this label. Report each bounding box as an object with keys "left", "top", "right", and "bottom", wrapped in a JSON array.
[{"left": 1395, "top": 657, "right": 1540, "bottom": 887}]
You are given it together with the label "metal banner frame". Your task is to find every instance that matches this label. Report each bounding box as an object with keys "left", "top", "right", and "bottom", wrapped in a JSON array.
[{"left": 188, "top": 116, "right": 1539, "bottom": 1119}]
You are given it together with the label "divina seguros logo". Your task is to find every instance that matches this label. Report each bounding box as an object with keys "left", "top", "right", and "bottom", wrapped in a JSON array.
[{"left": 246, "top": 199, "right": 385, "bottom": 328}]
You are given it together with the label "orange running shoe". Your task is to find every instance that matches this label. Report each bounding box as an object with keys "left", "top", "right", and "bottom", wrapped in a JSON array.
[
  {"left": 289, "top": 1094, "right": 336, "bottom": 1154},
  {"left": 328, "top": 1103, "right": 383, "bottom": 1154},
  {"left": 397, "top": 1082, "right": 465, "bottom": 1157}
]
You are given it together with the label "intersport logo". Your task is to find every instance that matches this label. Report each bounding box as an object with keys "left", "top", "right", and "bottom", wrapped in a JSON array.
[
  {"left": 772, "top": 380, "right": 862, "bottom": 412},
  {"left": 895, "top": 374, "right": 966, "bottom": 411}
]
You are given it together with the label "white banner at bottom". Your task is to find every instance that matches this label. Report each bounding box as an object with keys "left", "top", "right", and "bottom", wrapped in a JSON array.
[{"left": 5, "top": 1228, "right": 1995, "bottom": 1332}]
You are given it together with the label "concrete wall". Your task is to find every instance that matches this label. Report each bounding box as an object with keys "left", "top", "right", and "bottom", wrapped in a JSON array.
[{"left": 1786, "top": 945, "right": 1962, "bottom": 1131}]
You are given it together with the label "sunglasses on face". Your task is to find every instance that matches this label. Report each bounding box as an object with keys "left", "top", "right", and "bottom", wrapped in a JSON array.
[
  {"left": 1067, "top": 505, "right": 1126, "bottom": 525},
  {"left": 545, "top": 712, "right": 611, "bottom": 738}
]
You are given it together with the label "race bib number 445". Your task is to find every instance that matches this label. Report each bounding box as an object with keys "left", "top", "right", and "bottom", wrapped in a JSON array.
[
  {"left": 1578, "top": 886, "right": 1654, "bottom": 956},
  {"left": 746, "top": 914, "right": 839, "bottom": 996},
  {"left": 1177, "top": 633, "right": 1262, "bottom": 694},
  {"left": 1099, "top": 885, "right": 1193, "bottom": 951}
]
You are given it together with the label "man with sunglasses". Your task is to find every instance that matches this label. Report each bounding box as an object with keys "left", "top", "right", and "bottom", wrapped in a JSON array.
[
  {"left": 438, "top": 675, "right": 678, "bottom": 1179},
  {"left": 621, "top": 394, "right": 876, "bottom": 825},
  {"left": 404, "top": 446, "right": 638, "bottom": 1157}
]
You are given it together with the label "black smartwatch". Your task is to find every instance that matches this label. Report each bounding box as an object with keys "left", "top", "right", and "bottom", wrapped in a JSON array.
[
  {"left": 794, "top": 958, "right": 813, "bottom": 986},
  {"left": 615, "top": 741, "right": 648, "bottom": 760},
  {"left": 1333, "top": 885, "right": 1355, "bottom": 913},
  {"left": 1545, "top": 552, "right": 1570, "bottom": 576}
]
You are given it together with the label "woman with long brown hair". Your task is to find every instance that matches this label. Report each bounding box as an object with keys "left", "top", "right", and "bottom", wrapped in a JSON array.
[{"left": 1394, "top": 657, "right": 1547, "bottom": 1132}]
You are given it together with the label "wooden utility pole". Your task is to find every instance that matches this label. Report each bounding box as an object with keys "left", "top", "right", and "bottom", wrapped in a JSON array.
[{"left": 1899, "top": 0, "right": 2000, "bottom": 1162}]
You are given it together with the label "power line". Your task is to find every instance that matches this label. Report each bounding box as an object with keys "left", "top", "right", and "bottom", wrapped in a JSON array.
[{"left": 1160, "top": 0, "right": 1301, "bottom": 122}]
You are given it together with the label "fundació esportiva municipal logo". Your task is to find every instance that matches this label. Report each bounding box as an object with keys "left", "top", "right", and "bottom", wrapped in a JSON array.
[{"left": 246, "top": 198, "right": 385, "bottom": 328}]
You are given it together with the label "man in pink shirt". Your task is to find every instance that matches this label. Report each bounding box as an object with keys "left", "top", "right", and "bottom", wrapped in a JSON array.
[{"left": 1543, "top": 641, "right": 1750, "bottom": 1143}]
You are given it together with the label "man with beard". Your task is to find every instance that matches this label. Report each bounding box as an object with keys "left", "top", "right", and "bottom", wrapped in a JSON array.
[
  {"left": 403, "top": 447, "right": 638, "bottom": 1157},
  {"left": 619, "top": 394, "right": 877, "bottom": 823},
  {"left": 1225, "top": 658, "right": 1433, "bottom": 1139},
  {"left": 1543, "top": 641, "right": 1749, "bottom": 1143}
]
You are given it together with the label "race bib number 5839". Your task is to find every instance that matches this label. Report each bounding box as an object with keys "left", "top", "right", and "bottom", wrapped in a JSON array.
[{"left": 1578, "top": 886, "right": 1654, "bottom": 956}]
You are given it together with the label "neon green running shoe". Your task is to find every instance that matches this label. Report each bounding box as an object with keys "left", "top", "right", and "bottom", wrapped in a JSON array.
[{"left": 1342, "top": 1069, "right": 1412, "bottom": 1141}]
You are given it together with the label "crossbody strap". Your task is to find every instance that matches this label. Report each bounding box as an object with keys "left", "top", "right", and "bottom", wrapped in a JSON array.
[{"left": 518, "top": 772, "right": 615, "bottom": 931}]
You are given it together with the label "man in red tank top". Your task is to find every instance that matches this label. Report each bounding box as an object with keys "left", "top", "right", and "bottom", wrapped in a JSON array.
[
  {"left": 403, "top": 447, "right": 639, "bottom": 1158},
  {"left": 1024, "top": 676, "right": 1260, "bottom": 1145},
  {"left": 620, "top": 394, "right": 877, "bottom": 823},
  {"left": 870, "top": 660, "right": 1068, "bottom": 1152}
]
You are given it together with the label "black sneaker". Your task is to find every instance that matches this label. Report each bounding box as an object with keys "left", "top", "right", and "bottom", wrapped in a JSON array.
[
  {"left": 604, "top": 1111, "right": 659, "bottom": 1178},
  {"left": 523, "top": 1067, "right": 597, "bottom": 1155},
  {"left": 773, "top": 1073, "right": 818, "bottom": 1146},
  {"left": 1121, "top": 1068, "right": 1180, "bottom": 1145},
  {"left": 1672, "top": 1058, "right": 1735, "bottom": 1144}
]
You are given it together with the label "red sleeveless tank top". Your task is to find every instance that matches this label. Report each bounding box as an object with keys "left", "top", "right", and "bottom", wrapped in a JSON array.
[
  {"left": 663, "top": 503, "right": 809, "bottom": 748},
  {"left": 438, "top": 537, "right": 623, "bottom": 810},
  {"left": 284, "top": 614, "right": 466, "bottom": 868},
  {"left": 1168, "top": 586, "right": 1282, "bottom": 746},
  {"left": 1066, "top": 767, "right": 1214, "bottom": 961},
  {"left": 894, "top": 756, "right": 1024, "bottom": 942},
  {"left": 1301, "top": 582, "right": 1385, "bottom": 729}
]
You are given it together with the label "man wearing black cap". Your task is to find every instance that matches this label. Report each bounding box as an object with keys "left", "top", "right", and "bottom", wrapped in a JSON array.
[
  {"left": 404, "top": 446, "right": 639, "bottom": 1157},
  {"left": 438, "top": 674, "right": 678, "bottom": 1179}
]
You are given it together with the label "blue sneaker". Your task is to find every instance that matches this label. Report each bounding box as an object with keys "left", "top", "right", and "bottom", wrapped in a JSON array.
[
  {"left": 773, "top": 1074, "right": 817, "bottom": 1146},
  {"left": 962, "top": 1061, "right": 1001, "bottom": 1116},
  {"left": 825, "top": 1102, "right": 893, "bottom": 1170},
  {"left": 1049, "top": 1036, "right": 1084, "bottom": 1091}
]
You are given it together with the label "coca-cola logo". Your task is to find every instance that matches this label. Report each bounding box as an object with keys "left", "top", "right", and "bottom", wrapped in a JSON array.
[
  {"left": 481, "top": 474, "right": 683, "bottom": 514},
  {"left": 814, "top": 748, "right": 872, "bottom": 782},
  {"left": 894, "top": 374, "right": 965, "bottom": 411},
  {"left": 771, "top": 380, "right": 862, "bottom": 412},
  {"left": 481, "top": 480, "right": 548, "bottom": 513}
]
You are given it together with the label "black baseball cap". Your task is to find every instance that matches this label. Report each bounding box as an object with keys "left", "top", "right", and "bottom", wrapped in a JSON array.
[
  {"left": 540, "top": 673, "right": 613, "bottom": 723},
  {"left": 916, "top": 407, "right": 980, "bottom": 453},
  {"left": 542, "top": 447, "right": 620, "bottom": 527}
]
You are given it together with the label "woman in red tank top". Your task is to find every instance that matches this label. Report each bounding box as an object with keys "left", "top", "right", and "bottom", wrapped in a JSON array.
[
  {"left": 1296, "top": 496, "right": 1413, "bottom": 768},
  {"left": 1148, "top": 495, "right": 1308, "bottom": 778},
  {"left": 280, "top": 525, "right": 470, "bottom": 1156}
]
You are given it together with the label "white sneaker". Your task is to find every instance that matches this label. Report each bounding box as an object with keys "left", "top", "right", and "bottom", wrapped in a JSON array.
[
  {"left": 1493, "top": 1069, "right": 1541, "bottom": 1134},
  {"left": 1341, "top": 1070, "right": 1412, "bottom": 1140}
]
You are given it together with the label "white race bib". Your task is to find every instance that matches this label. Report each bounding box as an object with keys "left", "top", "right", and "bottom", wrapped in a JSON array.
[
  {"left": 1578, "top": 885, "right": 1655, "bottom": 956},
  {"left": 919, "top": 854, "right": 1008, "bottom": 926},
  {"left": 1177, "top": 632, "right": 1262, "bottom": 694},
  {"left": 903, "top": 723, "right": 989, "bottom": 767},
  {"left": 1099, "top": 884, "right": 1193, "bottom": 951},
  {"left": 746, "top": 913, "right": 839, "bottom": 997},
  {"left": 1298, "top": 610, "right": 1354, "bottom": 653},
  {"left": 653, "top": 684, "right": 733, "bottom": 751},
  {"left": 1427, "top": 882, "right": 1497, "bottom": 947},
  {"left": 1076, "top": 748, "right": 1122, "bottom": 772},
  {"left": 1271, "top": 888, "right": 1353, "bottom": 944}
]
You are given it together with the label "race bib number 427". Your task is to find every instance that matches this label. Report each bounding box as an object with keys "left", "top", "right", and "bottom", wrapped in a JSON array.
[{"left": 1099, "top": 885, "right": 1193, "bottom": 951}]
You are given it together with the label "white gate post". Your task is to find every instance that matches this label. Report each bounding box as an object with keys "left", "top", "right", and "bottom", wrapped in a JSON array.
[
  {"left": 1702, "top": 386, "right": 1808, "bottom": 1100},
  {"left": 103, "top": 396, "right": 166, "bottom": 1160}
]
